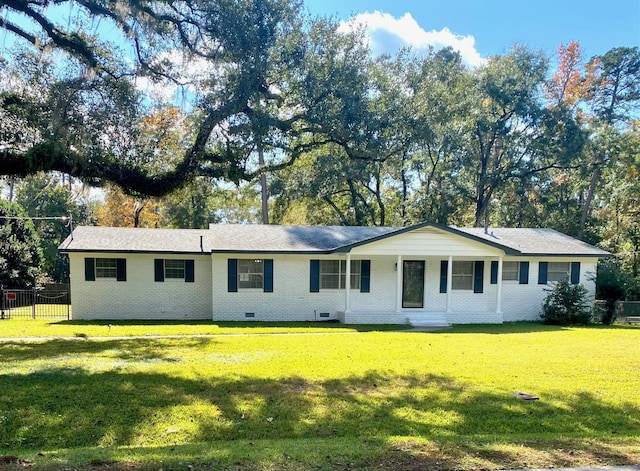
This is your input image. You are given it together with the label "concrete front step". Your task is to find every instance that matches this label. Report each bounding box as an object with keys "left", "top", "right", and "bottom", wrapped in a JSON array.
[{"left": 406, "top": 312, "right": 450, "bottom": 327}]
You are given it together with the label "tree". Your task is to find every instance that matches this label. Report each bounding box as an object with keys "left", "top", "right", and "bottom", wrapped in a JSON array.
[
  {"left": 95, "top": 185, "right": 164, "bottom": 228},
  {"left": 456, "top": 46, "right": 584, "bottom": 227},
  {"left": 0, "top": 199, "right": 45, "bottom": 289},
  {"left": 0, "top": 0, "right": 373, "bottom": 196},
  {"left": 577, "top": 47, "right": 640, "bottom": 240},
  {"left": 15, "top": 174, "right": 83, "bottom": 282}
]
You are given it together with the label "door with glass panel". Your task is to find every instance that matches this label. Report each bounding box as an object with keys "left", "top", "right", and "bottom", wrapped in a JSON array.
[{"left": 402, "top": 260, "right": 425, "bottom": 308}]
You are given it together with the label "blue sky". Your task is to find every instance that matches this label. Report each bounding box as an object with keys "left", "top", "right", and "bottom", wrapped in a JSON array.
[{"left": 304, "top": 0, "right": 640, "bottom": 65}]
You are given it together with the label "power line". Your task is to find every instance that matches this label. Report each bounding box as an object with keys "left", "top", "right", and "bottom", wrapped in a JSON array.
[{"left": 0, "top": 215, "right": 73, "bottom": 232}]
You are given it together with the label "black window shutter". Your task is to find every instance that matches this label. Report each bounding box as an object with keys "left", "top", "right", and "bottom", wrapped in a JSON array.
[
  {"left": 185, "top": 259, "right": 195, "bottom": 282},
  {"left": 473, "top": 261, "right": 484, "bottom": 293},
  {"left": 228, "top": 259, "right": 238, "bottom": 292},
  {"left": 570, "top": 262, "right": 581, "bottom": 284},
  {"left": 85, "top": 258, "right": 95, "bottom": 281},
  {"left": 263, "top": 259, "right": 273, "bottom": 292},
  {"left": 154, "top": 259, "right": 165, "bottom": 282},
  {"left": 116, "top": 258, "right": 127, "bottom": 282},
  {"left": 490, "top": 261, "right": 498, "bottom": 284},
  {"left": 519, "top": 261, "right": 529, "bottom": 284},
  {"left": 310, "top": 260, "right": 320, "bottom": 292},
  {"left": 360, "top": 260, "right": 371, "bottom": 293},
  {"left": 439, "top": 260, "right": 448, "bottom": 293},
  {"left": 538, "top": 262, "right": 548, "bottom": 284}
]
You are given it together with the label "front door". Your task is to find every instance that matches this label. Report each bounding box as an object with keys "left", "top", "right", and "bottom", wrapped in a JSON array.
[{"left": 402, "top": 260, "right": 425, "bottom": 308}]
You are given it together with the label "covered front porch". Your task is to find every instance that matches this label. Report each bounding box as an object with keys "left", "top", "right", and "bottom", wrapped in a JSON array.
[{"left": 337, "top": 253, "right": 509, "bottom": 325}]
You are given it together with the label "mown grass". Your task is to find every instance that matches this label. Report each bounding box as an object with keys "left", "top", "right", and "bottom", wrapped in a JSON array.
[
  {"left": 0, "top": 321, "right": 639, "bottom": 470},
  {"left": 0, "top": 319, "right": 405, "bottom": 338}
]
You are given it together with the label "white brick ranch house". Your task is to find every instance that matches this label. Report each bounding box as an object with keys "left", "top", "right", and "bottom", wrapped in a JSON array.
[{"left": 59, "top": 223, "right": 609, "bottom": 325}]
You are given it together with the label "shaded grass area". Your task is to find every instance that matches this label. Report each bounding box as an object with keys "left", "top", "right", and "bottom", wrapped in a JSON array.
[
  {"left": 0, "top": 319, "right": 407, "bottom": 338},
  {"left": 0, "top": 324, "right": 639, "bottom": 470}
]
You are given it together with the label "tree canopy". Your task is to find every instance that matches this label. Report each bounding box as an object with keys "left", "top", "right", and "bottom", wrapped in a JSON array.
[
  {"left": 1, "top": 1, "right": 640, "bottom": 282},
  {"left": 0, "top": 0, "right": 373, "bottom": 195}
]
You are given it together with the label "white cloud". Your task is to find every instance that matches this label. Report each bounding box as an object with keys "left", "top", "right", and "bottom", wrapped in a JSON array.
[{"left": 341, "top": 11, "right": 486, "bottom": 68}]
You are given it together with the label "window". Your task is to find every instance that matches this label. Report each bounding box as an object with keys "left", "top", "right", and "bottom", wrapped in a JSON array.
[
  {"left": 95, "top": 258, "right": 117, "bottom": 278},
  {"left": 164, "top": 259, "right": 185, "bottom": 279},
  {"left": 85, "top": 257, "right": 126, "bottom": 281},
  {"left": 547, "top": 262, "right": 570, "bottom": 282},
  {"left": 452, "top": 261, "right": 473, "bottom": 290},
  {"left": 228, "top": 259, "right": 273, "bottom": 292},
  {"left": 502, "top": 261, "right": 519, "bottom": 281},
  {"left": 154, "top": 259, "right": 194, "bottom": 282},
  {"left": 238, "top": 259, "right": 264, "bottom": 289},
  {"left": 319, "top": 260, "right": 361, "bottom": 290}
]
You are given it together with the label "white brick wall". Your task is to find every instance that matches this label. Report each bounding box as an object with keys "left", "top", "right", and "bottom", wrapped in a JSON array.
[
  {"left": 68, "top": 252, "right": 599, "bottom": 324},
  {"left": 211, "top": 254, "right": 397, "bottom": 321},
  {"left": 69, "top": 253, "right": 212, "bottom": 320},
  {"left": 500, "top": 258, "right": 598, "bottom": 322}
]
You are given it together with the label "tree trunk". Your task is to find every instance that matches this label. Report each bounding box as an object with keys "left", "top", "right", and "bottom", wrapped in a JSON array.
[
  {"left": 258, "top": 147, "right": 269, "bottom": 225},
  {"left": 577, "top": 164, "right": 601, "bottom": 240}
]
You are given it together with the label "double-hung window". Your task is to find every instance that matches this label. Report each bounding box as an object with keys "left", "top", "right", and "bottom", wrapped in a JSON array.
[
  {"left": 85, "top": 257, "right": 126, "bottom": 281},
  {"left": 539, "top": 261, "right": 580, "bottom": 284},
  {"left": 164, "top": 259, "right": 186, "bottom": 279},
  {"left": 547, "top": 262, "right": 570, "bottom": 282},
  {"left": 310, "top": 259, "right": 370, "bottom": 293},
  {"left": 154, "top": 259, "right": 195, "bottom": 282},
  {"left": 238, "top": 259, "right": 264, "bottom": 289},
  {"left": 320, "top": 260, "right": 361, "bottom": 290},
  {"left": 95, "top": 258, "right": 118, "bottom": 278},
  {"left": 502, "top": 261, "right": 519, "bottom": 281},
  {"left": 227, "top": 259, "right": 273, "bottom": 292},
  {"left": 452, "top": 261, "right": 473, "bottom": 290}
]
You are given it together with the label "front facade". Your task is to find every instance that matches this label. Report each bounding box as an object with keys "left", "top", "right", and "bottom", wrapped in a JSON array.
[{"left": 60, "top": 223, "right": 609, "bottom": 325}]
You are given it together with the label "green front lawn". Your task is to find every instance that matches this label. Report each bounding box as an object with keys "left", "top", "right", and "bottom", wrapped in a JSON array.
[{"left": 0, "top": 321, "right": 639, "bottom": 470}]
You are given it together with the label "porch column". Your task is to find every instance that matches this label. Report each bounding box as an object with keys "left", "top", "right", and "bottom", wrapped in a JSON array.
[
  {"left": 395, "top": 255, "right": 402, "bottom": 313},
  {"left": 344, "top": 253, "right": 351, "bottom": 314},
  {"left": 446, "top": 255, "right": 453, "bottom": 313},
  {"left": 496, "top": 256, "right": 503, "bottom": 314}
]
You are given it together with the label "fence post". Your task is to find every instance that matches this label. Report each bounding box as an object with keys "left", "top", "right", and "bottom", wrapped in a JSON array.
[
  {"left": 1, "top": 285, "right": 4, "bottom": 320},
  {"left": 32, "top": 288, "right": 36, "bottom": 319}
]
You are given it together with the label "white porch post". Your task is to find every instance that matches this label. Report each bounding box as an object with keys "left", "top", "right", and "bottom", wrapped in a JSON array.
[
  {"left": 344, "top": 253, "right": 351, "bottom": 314},
  {"left": 446, "top": 255, "right": 453, "bottom": 313},
  {"left": 496, "top": 256, "right": 503, "bottom": 314},
  {"left": 395, "top": 255, "right": 402, "bottom": 313}
]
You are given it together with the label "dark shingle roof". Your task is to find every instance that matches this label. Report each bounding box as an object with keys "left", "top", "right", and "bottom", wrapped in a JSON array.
[
  {"left": 59, "top": 225, "right": 402, "bottom": 254},
  {"left": 208, "top": 224, "right": 400, "bottom": 252},
  {"left": 59, "top": 226, "right": 212, "bottom": 254},
  {"left": 59, "top": 224, "right": 610, "bottom": 257},
  {"left": 455, "top": 227, "right": 610, "bottom": 257}
]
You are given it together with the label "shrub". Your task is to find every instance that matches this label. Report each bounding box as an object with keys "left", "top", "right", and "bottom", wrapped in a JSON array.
[
  {"left": 625, "top": 276, "right": 640, "bottom": 301},
  {"left": 541, "top": 281, "right": 592, "bottom": 325},
  {"left": 594, "top": 260, "right": 626, "bottom": 325}
]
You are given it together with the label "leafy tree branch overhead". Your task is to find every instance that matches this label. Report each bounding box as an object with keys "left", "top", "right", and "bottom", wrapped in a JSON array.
[{"left": 0, "top": 0, "right": 375, "bottom": 196}]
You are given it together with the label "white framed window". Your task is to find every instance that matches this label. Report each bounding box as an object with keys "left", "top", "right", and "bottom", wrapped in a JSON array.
[
  {"left": 548, "top": 262, "right": 570, "bottom": 282},
  {"left": 502, "top": 261, "right": 519, "bottom": 281},
  {"left": 319, "top": 260, "right": 361, "bottom": 290},
  {"left": 95, "top": 258, "right": 117, "bottom": 278},
  {"left": 238, "top": 259, "right": 264, "bottom": 289},
  {"left": 164, "top": 259, "right": 185, "bottom": 279},
  {"left": 452, "top": 261, "right": 473, "bottom": 290}
]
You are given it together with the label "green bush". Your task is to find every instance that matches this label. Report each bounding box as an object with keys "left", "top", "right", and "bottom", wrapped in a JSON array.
[
  {"left": 541, "top": 281, "right": 592, "bottom": 325},
  {"left": 625, "top": 276, "right": 640, "bottom": 301},
  {"left": 594, "top": 260, "right": 626, "bottom": 324}
]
